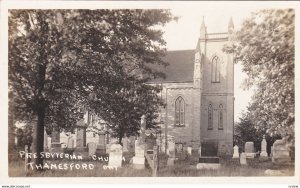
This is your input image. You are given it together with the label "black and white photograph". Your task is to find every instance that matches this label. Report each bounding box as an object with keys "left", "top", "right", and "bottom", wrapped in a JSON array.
[{"left": 0, "top": 0, "right": 299, "bottom": 186}]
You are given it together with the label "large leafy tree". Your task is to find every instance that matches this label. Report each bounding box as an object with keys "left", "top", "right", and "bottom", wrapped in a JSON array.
[
  {"left": 9, "top": 9, "right": 174, "bottom": 167},
  {"left": 224, "top": 9, "right": 294, "bottom": 144}
]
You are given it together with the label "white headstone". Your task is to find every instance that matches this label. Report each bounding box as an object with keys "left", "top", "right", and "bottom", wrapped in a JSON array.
[
  {"left": 187, "top": 147, "right": 192, "bottom": 156},
  {"left": 232, "top": 145, "right": 239, "bottom": 158},
  {"left": 44, "top": 131, "right": 48, "bottom": 149},
  {"left": 132, "top": 139, "right": 145, "bottom": 169},
  {"left": 240, "top": 152, "right": 247, "bottom": 165},
  {"left": 134, "top": 140, "right": 145, "bottom": 157},
  {"left": 260, "top": 135, "right": 268, "bottom": 158},
  {"left": 108, "top": 144, "right": 123, "bottom": 168},
  {"left": 88, "top": 142, "right": 97, "bottom": 156}
]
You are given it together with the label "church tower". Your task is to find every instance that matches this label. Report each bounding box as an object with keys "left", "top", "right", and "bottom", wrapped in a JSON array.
[{"left": 197, "top": 18, "right": 234, "bottom": 156}]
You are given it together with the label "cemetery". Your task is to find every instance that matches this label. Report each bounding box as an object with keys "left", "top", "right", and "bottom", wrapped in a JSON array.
[{"left": 9, "top": 114, "right": 294, "bottom": 177}]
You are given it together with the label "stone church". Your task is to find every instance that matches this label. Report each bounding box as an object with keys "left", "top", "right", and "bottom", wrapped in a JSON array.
[{"left": 151, "top": 18, "right": 235, "bottom": 156}]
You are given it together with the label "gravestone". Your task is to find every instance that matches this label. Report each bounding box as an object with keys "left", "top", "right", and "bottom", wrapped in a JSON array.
[
  {"left": 76, "top": 128, "right": 86, "bottom": 148},
  {"left": 232, "top": 145, "right": 239, "bottom": 158},
  {"left": 197, "top": 141, "right": 221, "bottom": 170},
  {"left": 88, "top": 142, "right": 97, "bottom": 156},
  {"left": 187, "top": 147, "right": 192, "bottom": 156},
  {"left": 132, "top": 139, "right": 146, "bottom": 169},
  {"left": 244, "top": 142, "right": 255, "bottom": 158},
  {"left": 67, "top": 137, "right": 75, "bottom": 149},
  {"left": 108, "top": 144, "right": 123, "bottom": 168},
  {"left": 240, "top": 152, "right": 247, "bottom": 165},
  {"left": 260, "top": 135, "right": 268, "bottom": 159},
  {"left": 167, "top": 140, "right": 176, "bottom": 166},
  {"left": 44, "top": 131, "right": 48, "bottom": 151},
  {"left": 272, "top": 139, "right": 291, "bottom": 164},
  {"left": 47, "top": 136, "right": 52, "bottom": 149},
  {"left": 132, "top": 115, "right": 147, "bottom": 169},
  {"left": 51, "top": 130, "right": 61, "bottom": 153},
  {"left": 74, "top": 126, "right": 88, "bottom": 158},
  {"left": 96, "top": 133, "right": 106, "bottom": 155}
]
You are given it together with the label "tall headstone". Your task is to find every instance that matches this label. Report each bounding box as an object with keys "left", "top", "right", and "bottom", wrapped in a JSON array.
[
  {"left": 74, "top": 125, "right": 88, "bottom": 157},
  {"left": 96, "top": 133, "right": 106, "bottom": 155},
  {"left": 76, "top": 128, "right": 86, "bottom": 148},
  {"left": 244, "top": 142, "right": 255, "bottom": 158},
  {"left": 167, "top": 139, "right": 176, "bottom": 166},
  {"left": 272, "top": 139, "right": 291, "bottom": 164},
  {"left": 187, "top": 147, "right": 192, "bottom": 156},
  {"left": 260, "top": 135, "right": 268, "bottom": 158},
  {"left": 140, "top": 115, "right": 146, "bottom": 141},
  {"left": 51, "top": 130, "right": 61, "bottom": 152},
  {"left": 88, "top": 142, "right": 97, "bottom": 156},
  {"left": 44, "top": 131, "right": 48, "bottom": 151},
  {"left": 132, "top": 139, "right": 146, "bottom": 169},
  {"left": 132, "top": 115, "right": 147, "bottom": 169},
  {"left": 67, "top": 136, "right": 75, "bottom": 149},
  {"left": 108, "top": 144, "right": 123, "bottom": 168},
  {"left": 232, "top": 145, "right": 239, "bottom": 158}
]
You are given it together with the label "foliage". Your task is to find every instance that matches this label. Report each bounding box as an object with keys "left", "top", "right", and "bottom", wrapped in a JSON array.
[
  {"left": 15, "top": 124, "right": 33, "bottom": 148},
  {"left": 224, "top": 9, "right": 295, "bottom": 144},
  {"left": 234, "top": 111, "right": 281, "bottom": 153},
  {"left": 9, "top": 9, "right": 174, "bottom": 165}
]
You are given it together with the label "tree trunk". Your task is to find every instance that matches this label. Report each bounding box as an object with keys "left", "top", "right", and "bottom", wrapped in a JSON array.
[
  {"left": 32, "top": 107, "right": 45, "bottom": 168},
  {"left": 118, "top": 127, "right": 123, "bottom": 145}
]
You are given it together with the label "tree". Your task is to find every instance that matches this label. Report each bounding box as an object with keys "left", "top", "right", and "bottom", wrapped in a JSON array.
[
  {"left": 224, "top": 9, "right": 295, "bottom": 144},
  {"left": 234, "top": 111, "right": 281, "bottom": 153},
  {"left": 9, "top": 9, "right": 174, "bottom": 167}
]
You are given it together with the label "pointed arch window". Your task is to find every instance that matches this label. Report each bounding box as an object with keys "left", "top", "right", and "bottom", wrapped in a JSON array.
[
  {"left": 208, "top": 104, "right": 213, "bottom": 130},
  {"left": 175, "top": 96, "right": 185, "bottom": 127},
  {"left": 218, "top": 104, "right": 223, "bottom": 130},
  {"left": 212, "top": 56, "right": 220, "bottom": 83}
]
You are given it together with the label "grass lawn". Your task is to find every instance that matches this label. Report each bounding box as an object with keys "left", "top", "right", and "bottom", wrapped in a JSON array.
[{"left": 8, "top": 154, "right": 294, "bottom": 177}]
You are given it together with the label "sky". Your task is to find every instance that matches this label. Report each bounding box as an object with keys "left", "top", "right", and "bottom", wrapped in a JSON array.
[{"left": 160, "top": 5, "right": 261, "bottom": 121}]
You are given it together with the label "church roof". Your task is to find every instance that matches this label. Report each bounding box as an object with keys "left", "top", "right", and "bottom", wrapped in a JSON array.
[{"left": 150, "top": 50, "right": 195, "bottom": 83}]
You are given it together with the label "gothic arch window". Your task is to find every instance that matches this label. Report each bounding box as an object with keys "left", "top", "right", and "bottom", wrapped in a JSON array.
[
  {"left": 218, "top": 104, "right": 223, "bottom": 130},
  {"left": 212, "top": 56, "right": 220, "bottom": 83},
  {"left": 208, "top": 104, "right": 213, "bottom": 130},
  {"left": 175, "top": 96, "right": 185, "bottom": 126}
]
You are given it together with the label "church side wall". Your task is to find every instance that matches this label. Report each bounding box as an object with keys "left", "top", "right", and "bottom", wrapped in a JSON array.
[{"left": 160, "top": 82, "right": 198, "bottom": 147}]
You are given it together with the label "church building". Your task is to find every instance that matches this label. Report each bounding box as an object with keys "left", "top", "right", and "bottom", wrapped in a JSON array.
[{"left": 151, "top": 18, "right": 235, "bottom": 156}]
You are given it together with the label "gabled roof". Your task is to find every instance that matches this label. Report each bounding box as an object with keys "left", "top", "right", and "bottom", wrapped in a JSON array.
[{"left": 150, "top": 50, "right": 195, "bottom": 83}]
